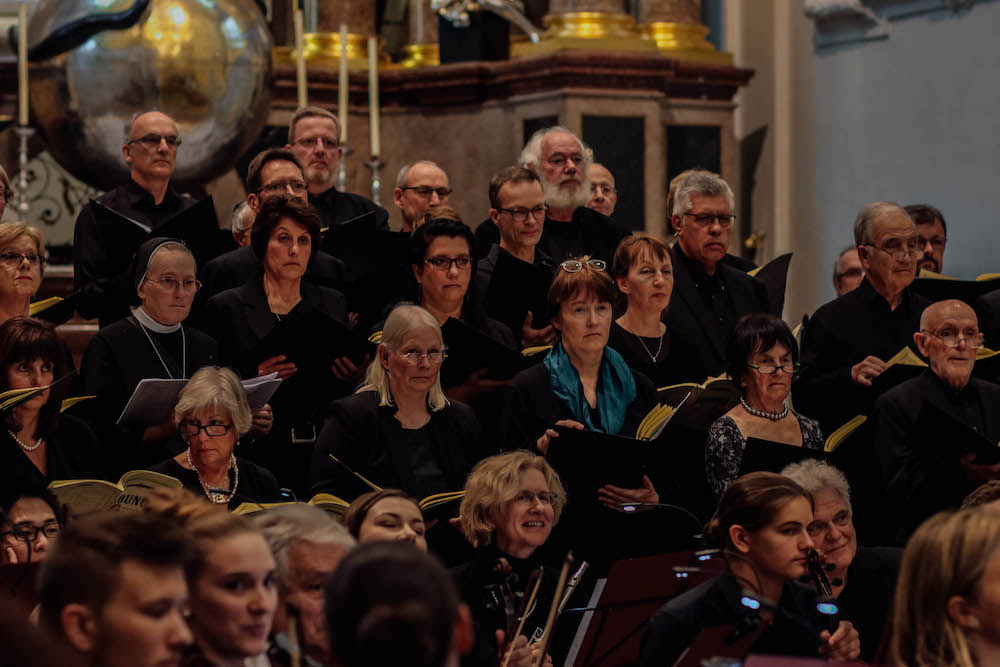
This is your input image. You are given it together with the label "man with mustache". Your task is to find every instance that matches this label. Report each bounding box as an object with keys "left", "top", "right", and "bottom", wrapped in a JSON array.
[
  {"left": 904, "top": 203, "right": 947, "bottom": 274},
  {"left": 873, "top": 299, "right": 1000, "bottom": 541},
  {"left": 660, "top": 170, "right": 770, "bottom": 385},
  {"left": 285, "top": 106, "right": 389, "bottom": 232},
  {"left": 474, "top": 127, "right": 630, "bottom": 263},
  {"left": 794, "top": 202, "right": 932, "bottom": 435}
]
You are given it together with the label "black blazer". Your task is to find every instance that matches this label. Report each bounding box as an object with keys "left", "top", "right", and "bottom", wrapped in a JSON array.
[
  {"left": 197, "top": 245, "right": 346, "bottom": 300},
  {"left": 308, "top": 390, "right": 483, "bottom": 499},
  {"left": 660, "top": 244, "right": 769, "bottom": 385}
]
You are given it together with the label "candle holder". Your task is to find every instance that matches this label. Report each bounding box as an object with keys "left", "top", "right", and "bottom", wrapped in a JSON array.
[
  {"left": 365, "top": 156, "right": 385, "bottom": 206},
  {"left": 13, "top": 124, "right": 34, "bottom": 215},
  {"left": 337, "top": 146, "right": 354, "bottom": 192}
]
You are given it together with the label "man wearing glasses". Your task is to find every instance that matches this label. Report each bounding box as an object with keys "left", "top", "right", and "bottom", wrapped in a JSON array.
[
  {"left": 904, "top": 203, "right": 948, "bottom": 274},
  {"left": 585, "top": 162, "right": 618, "bottom": 218},
  {"left": 393, "top": 160, "right": 451, "bottom": 232},
  {"left": 795, "top": 202, "right": 932, "bottom": 435},
  {"left": 285, "top": 106, "right": 389, "bottom": 231},
  {"left": 0, "top": 484, "right": 61, "bottom": 565},
  {"left": 874, "top": 299, "right": 1000, "bottom": 541},
  {"left": 73, "top": 110, "right": 206, "bottom": 327}
]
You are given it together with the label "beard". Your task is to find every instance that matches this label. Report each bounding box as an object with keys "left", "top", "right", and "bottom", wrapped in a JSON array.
[
  {"left": 304, "top": 161, "right": 337, "bottom": 191},
  {"left": 542, "top": 173, "right": 591, "bottom": 211}
]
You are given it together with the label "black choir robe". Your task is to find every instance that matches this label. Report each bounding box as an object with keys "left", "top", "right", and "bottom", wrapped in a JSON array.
[
  {"left": 198, "top": 245, "right": 346, "bottom": 300},
  {"left": 473, "top": 207, "right": 630, "bottom": 263},
  {"left": 0, "top": 415, "right": 103, "bottom": 488},
  {"left": 608, "top": 321, "right": 673, "bottom": 388},
  {"left": 835, "top": 546, "right": 902, "bottom": 663},
  {"left": 80, "top": 317, "right": 219, "bottom": 477},
  {"left": 309, "top": 186, "right": 390, "bottom": 231}
]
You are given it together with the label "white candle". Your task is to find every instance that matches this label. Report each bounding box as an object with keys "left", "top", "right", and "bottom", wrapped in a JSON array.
[
  {"left": 367, "top": 36, "right": 380, "bottom": 157},
  {"left": 338, "top": 23, "right": 348, "bottom": 143},
  {"left": 293, "top": 7, "right": 307, "bottom": 107},
  {"left": 18, "top": 3, "right": 28, "bottom": 126},
  {"left": 415, "top": 0, "right": 424, "bottom": 45}
]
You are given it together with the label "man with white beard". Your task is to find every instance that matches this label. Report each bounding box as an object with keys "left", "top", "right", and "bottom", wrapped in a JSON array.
[{"left": 474, "top": 127, "right": 630, "bottom": 263}]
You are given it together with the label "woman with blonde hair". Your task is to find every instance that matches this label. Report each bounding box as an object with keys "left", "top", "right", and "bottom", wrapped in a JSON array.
[
  {"left": 0, "top": 222, "right": 46, "bottom": 324},
  {"left": 145, "top": 488, "right": 279, "bottom": 666},
  {"left": 891, "top": 509, "right": 1000, "bottom": 667}
]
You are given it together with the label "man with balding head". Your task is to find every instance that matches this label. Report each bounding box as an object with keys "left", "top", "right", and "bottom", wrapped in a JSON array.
[
  {"left": 393, "top": 161, "right": 451, "bottom": 232},
  {"left": 586, "top": 163, "right": 617, "bottom": 217},
  {"left": 794, "top": 202, "right": 932, "bottom": 433},
  {"left": 832, "top": 246, "right": 865, "bottom": 296},
  {"left": 874, "top": 299, "right": 1000, "bottom": 540}
]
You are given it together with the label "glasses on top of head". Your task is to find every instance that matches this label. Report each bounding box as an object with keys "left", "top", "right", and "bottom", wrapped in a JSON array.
[
  {"left": 560, "top": 259, "right": 606, "bottom": 273},
  {"left": 683, "top": 212, "right": 735, "bottom": 228},
  {"left": 0, "top": 252, "right": 45, "bottom": 267},
  {"left": 747, "top": 362, "right": 800, "bottom": 375},
  {"left": 395, "top": 349, "right": 447, "bottom": 365},
  {"left": 498, "top": 205, "right": 547, "bottom": 223},
  {"left": 920, "top": 329, "right": 985, "bottom": 349},
  {"left": 294, "top": 136, "right": 339, "bottom": 150},
  {"left": 1, "top": 520, "right": 60, "bottom": 543},
  {"left": 179, "top": 421, "right": 233, "bottom": 437},
  {"left": 128, "top": 133, "right": 182, "bottom": 149},
  {"left": 425, "top": 256, "right": 472, "bottom": 272},
  {"left": 513, "top": 490, "right": 556, "bottom": 506},
  {"left": 145, "top": 277, "right": 201, "bottom": 292},
  {"left": 259, "top": 181, "right": 308, "bottom": 196},
  {"left": 400, "top": 186, "right": 453, "bottom": 199},
  {"left": 865, "top": 238, "right": 922, "bottom": 262}
]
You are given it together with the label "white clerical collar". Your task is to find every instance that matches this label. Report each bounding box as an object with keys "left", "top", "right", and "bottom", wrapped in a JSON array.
[{"left": 131, "top": 305, "right": 181, "bottom": 334}]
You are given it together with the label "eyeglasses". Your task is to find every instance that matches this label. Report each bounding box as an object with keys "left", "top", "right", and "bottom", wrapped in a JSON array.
[
  {"left": 747, "top": 362, "right": 800, "bottom": 375},
  {"left": 400, "top": 186, "right": 453, "bottom": 199},
  {"left": 835, "top": 268, "right": 864, "bottom": 281},
  {"left": 259, "top": 181, "right": 309, "bottom": 196},
  {"left": 425, "top": 256, "right": 472, "bottom": 271},
  {"left": 560, "top": 259, "right": 606, "bottom": 273},
  {"left": 0, "top": 252, "right": 45, "bottom": 267},
  {"left": 145, "top": 277, "right": 201, "bottom": 292},
  {"left": 294, "top": 136, "right": 339, "bottom": 150},
  {"left": 498, "top": 205, "right": 547, "bottom": 223},
  {"left": 590, "top": 184, "right": 617, "bottom": 197},
  {"left": 807, "top": 510, "right": 852, "bottom": 538},
  {"left": 395, "top": 349, "right": 447, "bottom": 365},
  {"left": 128, "top": 133, "right": 182, "bottom": 149},
  {"left": 513, "top": 490, "right": 556, "bottom": 506},
  {"left": 1, "top": 520, "right": 60, "bottom": 543},
  {"left": 683, "top": 212, "right": 735, "bottom": 228},
  {"left": 179, "top": 421, "right": 233, "bottom": 437},
  {"left": 920, "top": 329, "right": 985, "bottom": 349},
  {"left": 546, "top": 153, "right": 584, "bottom": 168},
  {"left": 864, "top": 239, "right": 922, "bottom": 262}
]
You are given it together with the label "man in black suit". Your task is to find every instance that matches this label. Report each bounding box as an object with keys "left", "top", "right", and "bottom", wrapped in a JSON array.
[
  {"left": 661, "top": 171, "right": 769, "bottom": 384},
  {"left": 285, "top": 106, "right": 389, "bottom": 231},
  {"left": 474, "top": 126, "right": 630, "bottom": 262},
  {"left": 874, "top": 299, "right": 1000, "bottom": 541}
]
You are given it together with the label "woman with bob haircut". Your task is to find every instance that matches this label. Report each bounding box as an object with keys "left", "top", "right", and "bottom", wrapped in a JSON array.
[
  {"left": 0, "top": 222, "right": 47, "bottom": 325},
  {"left": 144, "top": 488, "right": 278, "bottom": 666},
  {"left": 343, "top": 489, "right": 428, "bottom": 552},
  {"left": 641, "top": 472, "right": 860, "bottom": 666},
  {"left": 891, "top": 509, "right": 1000, "bottom": 667},
  {"left": 148, "top": 366, "right": 281, "bottom": 510},
  {"left": 453, "top": 451, "right": 569, "bottom": 667},
  {"left": 705, "top": 313, "right": 823, "bottom": 496}
]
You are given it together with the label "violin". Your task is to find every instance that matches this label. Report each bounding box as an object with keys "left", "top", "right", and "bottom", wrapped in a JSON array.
[{"left": 802, "top": 549, "right": 841, "bottom": 631}]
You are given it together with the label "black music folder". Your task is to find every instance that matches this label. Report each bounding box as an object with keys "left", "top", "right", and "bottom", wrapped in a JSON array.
[
  {"left": 739, "top": 438, "right": 829, "bottom": 477},
  {"left": 912, "top": 273, "right": 1000, "bottom": 305},
  {"left": 484, "top": 249, "right": 553, "bottom": 334},
  {"left": 749, "top": 252, "right": 793, "bottom": 318},
  {"left": 439, "top": 317, "right": 531, "bottom": 386},
  {"left": 917, "top": 401, "right": 1000, "bottom": 466},
  {"left": 250, "top": 306, "right": 376, "bottom": 373},
  {"left": 547, "top": 427, "right": 646, "bottom": 502}
]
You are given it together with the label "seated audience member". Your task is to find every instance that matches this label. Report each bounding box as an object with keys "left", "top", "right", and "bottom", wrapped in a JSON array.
[
  {"left": 454, "top": 451, "right": 569, "bottom": 667},
  {"left": 475, "top": 166, "right": 558, "bottom": 348},
  {"left": 146, "top": 488, "right": 279, "bottom": 666},
  {"left": 325, "top": 542, "right": 475, "bottom": 667},
  {"left": 663, "top": 171, "right": 770, "bottom": 385},
  {"left": 148, "top": 366, "right": 281, "bottom": 509},
  {"left": 963, "top": 480, "right": 1000, "bottom": 510},
  {"left": 205, "top": 196, "right": 349, "bottom": 493},
  {"left": 285, "top": 106, "right": 389, "bottom": 230},
  {"left": 781, "top": 459, "right": 901, "bottom": 663},
  {"left": 874, "top": 299, "right": 1000, "bottom": 541},
  {"left": 0, "top": 483, "right": 62, "bottom": 565},
  {"left": 81, "top": 237, "right": 228, "bottom": 475},
  {"left": 394, "top": 161, "right": 452, "bottom": 232},
  {"left": 705, "top": 313, "right": 823, "bottom": 496},
  {"left": 251, "top": 504, "right": 356, "bottom": 667},
  {"left": 905, "top": 203, "right": 947, "bottom": 274},
  {"left": 640, "top": 472, "right": 861, "bottom": 666},
  {"left": 794, "top": 202, "right": 931, "bottom": 434},
  {"left": 0, "top": 317, "right": 101, "bottom": 488},
  {"left": 343, "top": 489, "right": 428, "bottom": 551},
  {"left": 198, "top": 148, "right": 346, "bottom": 301},
  {"left": 0, "top": 222, "right": 47, "bottom": 325},
  {"left": 609, "top": 235, "right": 674, "bottom": 386},
  {"left": 309, "top": 304, "right": 483, "bottom": 502},
  {"left": 832, "top": 246, "right": 865, "bottom": 296},
  {"left": 585, "top": 162, "right": 617, "bottom": 218},
  {"left": 38, "top": 512, "right": 195, "bottom": 667},
  {"left": 475, "top": 127, "right": 629, "bottom": 263},
  {"left": 891, "top": 509, "right": 1000, "bottom": 667},
  {"left": 231, "top": 200, "right": 254, "bottom": 247}
]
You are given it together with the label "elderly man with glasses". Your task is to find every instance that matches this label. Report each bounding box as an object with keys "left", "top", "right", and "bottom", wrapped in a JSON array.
[
  {"left": 393, "top": 161, "right": 452, "bottom": 233},
  {"left": 285, "top": 106, "right": 389, "bottom": 231},
  {"left": 874, "top": 299, "right": 1000, "bottom": 542}
]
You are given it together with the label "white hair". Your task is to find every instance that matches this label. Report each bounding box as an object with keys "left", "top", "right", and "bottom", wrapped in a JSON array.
[
  {"left": 781, "top": 459, "right": 852, "bottom": 514},
  {"left": 250, "top": 504, "right": 356, "bottom": 589},
  {"left": 671, "top": 171, "right": 735, "bottom": 219},
  {"left": 230, "top": 201, "right": 254, "bottom": 236},
  {"left": 519, "top": 126, "right": 593, "bottom": 171},
  {"left": 852, "top": 201, "right": 909, "bottom": 247}
]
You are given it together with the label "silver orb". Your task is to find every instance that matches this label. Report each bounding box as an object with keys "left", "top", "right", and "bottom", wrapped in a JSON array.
[{"left": 27, "top": 0, "right": 273, "bottom": 192}]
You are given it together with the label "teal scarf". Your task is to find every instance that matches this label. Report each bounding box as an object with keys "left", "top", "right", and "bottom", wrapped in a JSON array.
[{"left": 544, "top": 342, "right": 637, "bottom": 435}]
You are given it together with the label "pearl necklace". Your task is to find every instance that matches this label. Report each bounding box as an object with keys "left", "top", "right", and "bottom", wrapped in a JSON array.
[
  {"left": 186, "top": 450, "right": 239, "bottom": 504},
  {"left": 8, "top": 429, "right": 43, "bottom": 451},
  {"left": 740, "top": 397, "right": 788, "bottom": 421}
]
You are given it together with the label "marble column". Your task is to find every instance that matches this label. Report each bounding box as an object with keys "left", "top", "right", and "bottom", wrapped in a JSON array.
[
  {"left": 637, "top": 0, "right": 732, "bottom": 63},
  {"left": 401, "top": 0, "right": 440, "bottom": 68}
]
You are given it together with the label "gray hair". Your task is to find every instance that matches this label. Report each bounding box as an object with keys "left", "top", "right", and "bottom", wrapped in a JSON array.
[
  {"left": 671, "top": 171, "right": 735, "bottom": 219},
  {"left": 250, "top": 504, "right": 355, "bottom": 589},
  {"left": 360, "top": 304, "right": 448, "bottom": 412},
  {"left": 122, "top": 110, "right": 174, "bottom": 144},
  {"left": 519, "top": 126, "right": 594, "bottom": 171},
  {"left": 781, "top": 459, "right": 852, "bottom": 514},
  {"left": 173, "top": 366, "right": 253, "bottom": 438},
  {"left": 832, "top": 245, "right": 856, "bottom": 285},
  {"left": 231, "top": 201, "right": 254, "bottom": 236},
  {"left": 288, "top": 106, "right": 339, "bottom": 145},
  {"left": 852, "top": 201, "right": 909, "bottom": 247},
  {"left": 395, "top": 160, "right": 446, "bottom": 189}
]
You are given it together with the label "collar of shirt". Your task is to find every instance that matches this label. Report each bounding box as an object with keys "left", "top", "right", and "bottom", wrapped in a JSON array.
[
  {"left": 922, "top": 367, "right": 978, "bottom": 406},
  {"left": 675, "top": 243, "right": 724, "bottom": 291},
  {"left": 310, "top": 185, "right": 340, "bottom": 208},
  {"left": 854, "top": 276, "right": 916, "bottom": 315},
  {"left": 122, "top": 177, "right": 180, "bottom": 210}
]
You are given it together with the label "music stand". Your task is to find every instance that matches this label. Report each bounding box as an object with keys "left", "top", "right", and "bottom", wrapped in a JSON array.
[{"left": 674, "top": 620, "right": 768, "bottom": 667}]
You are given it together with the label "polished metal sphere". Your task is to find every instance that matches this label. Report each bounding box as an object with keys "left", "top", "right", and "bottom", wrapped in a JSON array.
[{"left": 27, "top": 0, "right": 273, "bottom": 192}]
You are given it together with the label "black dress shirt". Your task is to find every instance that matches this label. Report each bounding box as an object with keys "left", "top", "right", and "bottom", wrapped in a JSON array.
[
  {"left": 835, "top": 546, "right": 902, "bottom": 663},
  {"left": 794, "top": 277, "right": 932, "bottom": 434},
  {"left": 309, "top": 186, "right": 389, "bottom": 231},
  {"left": 607, "top": 321, "right": 672, "bottom": 388},
  {"left": 473, "top": 207, "right": 630, "bottom": 264},
  {"left": 73, "top": 179, "right": 198, "bottom": 326}
]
